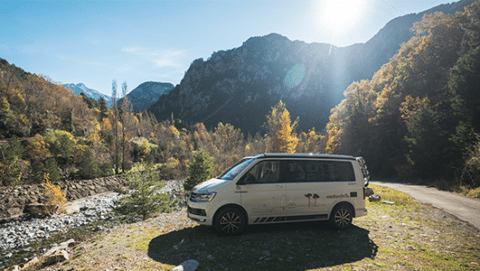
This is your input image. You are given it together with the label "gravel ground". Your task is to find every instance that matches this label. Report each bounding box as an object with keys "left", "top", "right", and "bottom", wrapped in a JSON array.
[{"left": 5, "top": 184, "right": 480, "bottom": 271}]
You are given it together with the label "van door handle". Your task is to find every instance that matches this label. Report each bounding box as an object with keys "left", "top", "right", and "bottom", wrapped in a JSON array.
[{"left": 275, "top": 185, "right": 283, "bottom": 188}]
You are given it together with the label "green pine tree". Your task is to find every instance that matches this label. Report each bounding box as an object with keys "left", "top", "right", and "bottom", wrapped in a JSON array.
[
  {"left": 78, "top": 147, "right": 100, "bottom": 179},
  {"left": 31, "top": 158, "right": 46, "bottom": 184},
  {"left": 184, "top": 148, "right": 214, "bottom": 191},
  {"left": 113, "top": 162, "right": 176, "bottom": 220},
  {"left": 0, "top": 136, "right": 23, "bottom": 186},
  {"left": 45, "top": 158, "right": 62, "bottom": 183}
]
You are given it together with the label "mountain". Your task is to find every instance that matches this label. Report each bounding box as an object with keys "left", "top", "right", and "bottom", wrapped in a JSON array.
[
  {"left": 119, "top": 81, "right": 174, "bottom": 113},
  {"left": 149, "top": 0, "right": 475, "bottom": 134},
  {"left": 149, "top": 34, "right": 338, "bottom": 134},
  {"left": 63, "top": 83, "right": 111, "bottom": 106}
]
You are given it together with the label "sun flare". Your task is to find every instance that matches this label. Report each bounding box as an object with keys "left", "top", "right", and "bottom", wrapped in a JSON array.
[{"left": 318, "top": 0, "right": 367, "bottom": 34}]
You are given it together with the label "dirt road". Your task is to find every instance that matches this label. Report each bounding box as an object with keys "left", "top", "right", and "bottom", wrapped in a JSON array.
[{"left": 371, "top": 181, "right": 480, "bottom": 231}]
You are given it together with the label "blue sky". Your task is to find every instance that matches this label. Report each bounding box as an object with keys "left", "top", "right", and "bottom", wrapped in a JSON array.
[{"left": 1, "top": 0, "right": 458, "bottom": 96}]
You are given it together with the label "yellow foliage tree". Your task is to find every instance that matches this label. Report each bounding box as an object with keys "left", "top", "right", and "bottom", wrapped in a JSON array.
[
  {"left": 264, "top": 101, "right": 298, "bottom": 153},
  {"left": 298, "top": 128, "right": 322, "bottom": 153},
  {"left": 23, "top": 134, "right": 50, "bottom": 160},
  {"left": 43, "top": 173, "right": 66, "bottom": 215},
  {"left": 168, "top": 125, "right": 180, "bottom": 139}
]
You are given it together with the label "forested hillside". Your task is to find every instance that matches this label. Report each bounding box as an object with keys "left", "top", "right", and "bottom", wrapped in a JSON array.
[
  {"left": 325, "top": 1, "right": 480, "bottom": 187},
  {"left": 0, "top": 59, "right": 310, "bottom": 187}
]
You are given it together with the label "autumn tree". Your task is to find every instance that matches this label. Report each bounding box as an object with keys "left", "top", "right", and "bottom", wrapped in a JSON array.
[
  {"left": 264, "top": 100, "right": 298, "bottom": 153},
  {"left": 120, "top": 82, "right": 134, "bottom": 172},
  {"left": 297, "top": 128, "right": 324, "bottom": 153},
  {"left": 111, "top": 80, "right": 120, "bottom": 174},
  {"left": 23, "top": 134, "right": 50, "bottom": 161},
  {"left": 211, "top": 122, "right": 243, "bottom": 175}
]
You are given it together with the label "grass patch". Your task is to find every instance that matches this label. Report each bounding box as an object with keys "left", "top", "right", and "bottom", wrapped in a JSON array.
[{"left": 430, "top": 179, "right": 480, "bottom": 198}]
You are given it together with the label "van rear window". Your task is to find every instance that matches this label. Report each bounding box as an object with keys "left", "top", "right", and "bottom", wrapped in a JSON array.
[{"left": 282, "top": 160, "right": 355, "bottom": 183}]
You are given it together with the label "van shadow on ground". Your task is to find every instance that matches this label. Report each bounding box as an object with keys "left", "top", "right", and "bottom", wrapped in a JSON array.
[{"left": 148, "top": 221, "right": 378, "bottom": 270}]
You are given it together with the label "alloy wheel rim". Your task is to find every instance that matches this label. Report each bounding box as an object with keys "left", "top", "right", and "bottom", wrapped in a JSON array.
[
  {"left": 220, "top": 212, "right": 241, "bottom": 234},
  {"left": 334, "top": 208, "right": 351, "bottom": 227}
]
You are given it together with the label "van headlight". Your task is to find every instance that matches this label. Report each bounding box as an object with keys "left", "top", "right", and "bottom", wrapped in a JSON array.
[{"left": 191, "top": 192, "right": 216, "bottom": 202}]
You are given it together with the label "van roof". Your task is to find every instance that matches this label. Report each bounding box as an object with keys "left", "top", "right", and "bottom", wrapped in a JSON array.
[{"left": 249, "top": 153, "right": 357, "bottom": 160}]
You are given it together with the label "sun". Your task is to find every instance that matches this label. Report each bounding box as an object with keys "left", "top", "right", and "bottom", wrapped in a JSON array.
[{"left": 317, "top": 0, "right": 367, "bottom": 34}]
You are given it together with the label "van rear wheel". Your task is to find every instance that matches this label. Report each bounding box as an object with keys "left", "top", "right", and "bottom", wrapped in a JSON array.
[
  {"left": 214, "top": 207, "right": 245, "bottom": 236},
  {"left": 329, "top": 204, "right": 353, "bottom": 230}
]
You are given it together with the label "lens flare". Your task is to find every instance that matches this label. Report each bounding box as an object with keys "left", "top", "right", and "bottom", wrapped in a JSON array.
[{"left": 285, "top": 63, "right": 306, "bottom": 89}]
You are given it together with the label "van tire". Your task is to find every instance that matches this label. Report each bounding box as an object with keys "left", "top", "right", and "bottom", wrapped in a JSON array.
[
  {"left": 214, "top": 207, "right": 246, "bottom": 236},
  {"left": 329, "top": 204, "right": 353, "bottom": 230}
]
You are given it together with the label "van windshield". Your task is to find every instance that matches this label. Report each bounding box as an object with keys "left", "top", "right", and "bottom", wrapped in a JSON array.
[{"left": 219, "top": 158, "right": 256, "bottom": 180}]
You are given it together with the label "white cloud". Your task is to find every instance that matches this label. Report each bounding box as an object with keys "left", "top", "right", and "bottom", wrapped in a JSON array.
[{"left": 122, "top": 46, "right": 184, "bottom": 68}]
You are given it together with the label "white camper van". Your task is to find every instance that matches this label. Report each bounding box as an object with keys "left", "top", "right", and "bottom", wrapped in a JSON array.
[{"left": 187, "top": 153, "right": 370, "bottom": 235}]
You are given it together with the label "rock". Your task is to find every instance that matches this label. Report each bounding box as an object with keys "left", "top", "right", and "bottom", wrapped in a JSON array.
[
  {"left": 365, "top": 187, "right": 374, "bottom": 197},
  {"left": 369, "top": 194, "right": 381, "bottom": 202},
  {"left": 24, "top": 203, "right": 57, "bottom": 218},
  {"left": 4, "top": 265, "right": 20, "bottom": 271},
  {"left": 172, "top": 259, "right": 199, "bottom": 271},
  {"left": 43, "top": 239, "right": 76, "bottom": 256},
  {"left": 43, "top": 250, "right": 69, "bottom": 266},
  {"left": 6, "top": 207, "right": 23, "bottom": 217},
  {"left": 4, "top": 256, "right": 39, "bottom": 271}
]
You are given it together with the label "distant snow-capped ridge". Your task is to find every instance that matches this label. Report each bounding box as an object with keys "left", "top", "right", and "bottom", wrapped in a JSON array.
[{"left": 63, "top": 83, "right": 111, "bottom": 106}]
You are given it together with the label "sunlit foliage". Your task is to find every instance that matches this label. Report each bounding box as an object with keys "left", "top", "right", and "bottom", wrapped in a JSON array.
[{"left": 264, "top": 100, "right": 298, "bottom": 153}]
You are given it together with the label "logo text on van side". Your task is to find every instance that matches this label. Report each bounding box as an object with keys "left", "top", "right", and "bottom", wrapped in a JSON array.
[{"left": 326, "top": 194, "right": 350, "bottom": 199}]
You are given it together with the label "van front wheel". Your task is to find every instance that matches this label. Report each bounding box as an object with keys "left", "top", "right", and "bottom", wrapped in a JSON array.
[
  {"left": 214, "top": 208, "right": 245, "bottom": 235},
  {"left": 329, "top": 204, "right": 353, "bottom": 230}
]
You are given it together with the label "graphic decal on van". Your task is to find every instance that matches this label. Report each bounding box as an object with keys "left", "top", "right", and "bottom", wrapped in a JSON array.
[
  {"left": 305, "top": 193, "right": 320, "bottom": 207},
  {"left": 312, "top": 193, "right": 320, "bottom": 206},
  {"left": 253, "top": 214, "right": 328, "bottom": 224},
  {"left": 304, "top": 193, "right": 312, "bottom": 206},
  {"left": 326, "top": 194, "right": 350, "bottom": 199}
]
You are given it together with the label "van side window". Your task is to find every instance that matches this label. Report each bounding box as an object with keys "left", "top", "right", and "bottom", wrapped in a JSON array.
[
  {"left": 283, "top": 160, "right": 355, "bottom": 182},
  {"left": 243, "top": 161, "right": 280, "bottom": 184}
]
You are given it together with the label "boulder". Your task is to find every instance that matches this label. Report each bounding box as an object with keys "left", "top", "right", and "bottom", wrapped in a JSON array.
[
  {"left": 5, "top": 257, "right": 39, "bottom": 271},
  {"left": 6, "top": 207, "right": 23, "bottom": 217},
  {"left": 368, "top": 194, "right": 381, "bottom": 202},
  {"left": 172, "top": 259, "right": 200, "bottom": 271},
  {"left": 43, "top": 250, "right": 69, "bottom": 266},
  {"left": 365, "top": 187, "right": 374, "bottom": 197},
  {"left": 44, "top": 239, "right": 76, "bottom": 256},
  {"left": 24, "top": 203, "right": 58, "bottom": 218}
]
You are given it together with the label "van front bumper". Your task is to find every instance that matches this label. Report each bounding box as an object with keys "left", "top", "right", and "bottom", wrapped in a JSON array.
[{"left": 187, "top": 201, "right": 214, "bottom": 226}]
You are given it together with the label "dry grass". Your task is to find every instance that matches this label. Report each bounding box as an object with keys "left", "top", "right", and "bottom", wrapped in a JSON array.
[{"left": 18, "top": 184, "right": 480, "bottom": 271}]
